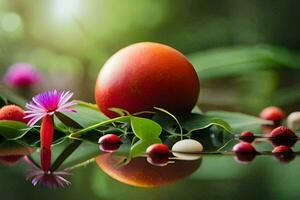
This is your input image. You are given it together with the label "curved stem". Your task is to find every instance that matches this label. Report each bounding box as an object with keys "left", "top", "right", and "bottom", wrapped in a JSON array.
[{"left": 69, "top": 116, "right": 130, "bottom": 138}]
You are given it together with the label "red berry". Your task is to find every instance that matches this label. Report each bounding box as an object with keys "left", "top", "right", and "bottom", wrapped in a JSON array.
[
  {"left": 260, "top": 106, "right": 285, "bottom": 123},
  {"left": 0, "top": 105, "right": 27, "bottom": 123},
  {"left": 146, "top": 144, "right": 170, "bottom": 156},
  {"left": 272, "top": 145, "right": 293, "bottom": 153},
  {"left": 269, "top": 126, "right": 296, "bottom": 138},
  {"left": 98, "top": 134, "right": 122, "bottom": 144},
  {"left": 269, "top": 126, "right": 297, "bottom": 147},
  {"left": 239, "top": 131, "right": 255, "bottom": 143},
  {"left": 232, "top": 142, "right": 256, "bottom": 153},
  {"left": 146, "top": 144, "right": 170, "bottom": 167},
  {"left": 98, "top": 134, "right": 122, "bottom": 153}
]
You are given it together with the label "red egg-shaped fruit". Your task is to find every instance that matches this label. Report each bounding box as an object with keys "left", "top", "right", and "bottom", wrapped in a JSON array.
[
  {"left": 260, "top": 106, "right": 285, "bottom": 123},
  {"left": 98, "top": 134, "right": 122, "bottom": 152},
  {"left": 95, "top": 42, "right": 200, "bottom": 118},
  {"left": 232, "top": 142, "right": 256, "bottom": 153}
]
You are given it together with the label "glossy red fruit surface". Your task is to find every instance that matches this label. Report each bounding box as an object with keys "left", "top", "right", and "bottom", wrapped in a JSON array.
[
  {"left": 146, "top": 144, "right": 170, "bottom": 156},
  {"left": 260, "top": 106, "right": 285, "bottom": 122},
  {"left": 269, "top": 126, "right": 296, "bottom": 139},
  {"left": 95, "top": 42, "right": 200, "bottom": 118},
  {"left": 0, "top": 105, "right": 27, "bottom": 123},
  {"left": 239, "top": 130, "right": 255, "bottom": 143},
  {"left": 232, "top": 142, "right": 256, "bottom": 153},
  {"left": 98, "top": 134, "right": 122, "bottom": 152}
]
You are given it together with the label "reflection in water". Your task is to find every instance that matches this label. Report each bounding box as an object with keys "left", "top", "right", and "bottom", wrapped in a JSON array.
[
  {"left": 234, "top": 153, "right": 256, "bottom": 164},
  {"left": 273, "top": 153, "right": 296, "bottom": 163},
  {"left": 24, "top": 156, "right": 72, "bottom": 189},
  {"left": 96, "top": 153, "right": 202, "bottom": 187},
  {"left": 0, "top": 141, "right": 33, "bottom": 166}
]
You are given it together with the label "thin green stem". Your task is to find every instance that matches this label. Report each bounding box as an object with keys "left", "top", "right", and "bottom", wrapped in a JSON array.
[{"left": 69, "top": 116, "right": 130, "bottom": 138}]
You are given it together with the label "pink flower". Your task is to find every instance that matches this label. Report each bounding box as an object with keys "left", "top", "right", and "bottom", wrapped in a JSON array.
[
  {"left": 3, "top": 63, "right": 41, "bottom": 87},
  {"left": 24, "top": 90, "right": 76, "bottom": 126},
  {"left": 24, "top": 90, "right": 76, "bottom": 172},
  {"left": 24, "top": 156, "right": 71, "bottom": 189}
]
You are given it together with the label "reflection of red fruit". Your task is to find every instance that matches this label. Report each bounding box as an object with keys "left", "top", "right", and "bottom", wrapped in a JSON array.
[
  {"left": 239, "top": 131, "right": 255, "bottom": 143},
  {"left": 0, "top": 145, "right": 33, "bottom": 166},
  {"left": 232, "top": 142, "right": 256, "bottom": 153},
  {"left": 146, "top": 155, "right": 169, "bottom": 167},
  {"left": 260, "top": 106, "right": 284, "bottom": 123},
  {"left": 234, "top": 153, "right": 256, "bottom": 164},
  {"left": 95, "top": 42, "right": 200, "bottom": 118},
  {"left": 96, "top": 154, "right": 201, "bottom": 187},
  {"left": 272, "top": 145, "right": 295, "bottom": 163},
  {"left": 272, "top": 145, "right": 293, "bottom": 153},
  {"left": 0, "top": 155, "right": 23, "bottom": 166},
  {"left": 0, "top": 105, "right": 27, "bottom": 123}
]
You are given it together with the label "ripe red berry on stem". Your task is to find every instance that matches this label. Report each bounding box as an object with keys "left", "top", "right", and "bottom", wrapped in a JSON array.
[
  {"left": 146, "top": 144, "right": 170, "bottom": 156},
  {"left": 0, "top": 105, "right": 27, "bottom": 123},
  {"left": 239, "top": 131, "right": 255, "bottom": 143},
  {"left": 260, "top": 106, "right": 285, "bottom": 123},
  {"left": 232, "top": 142, "right": 256, "bottom": 153},
  {"left": 98, "top": 134, "right": 122, "bottom": 152},
  {"left": 269, "top": 126, "right": 297, "bottom": 147},
  {"left": 146, "top": 144, "right": 170, "bottom": 166}
]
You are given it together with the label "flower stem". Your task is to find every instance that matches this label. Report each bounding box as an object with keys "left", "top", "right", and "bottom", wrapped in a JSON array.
[{"left": 40, "top": 115, "right": 54, "bottom": 172}]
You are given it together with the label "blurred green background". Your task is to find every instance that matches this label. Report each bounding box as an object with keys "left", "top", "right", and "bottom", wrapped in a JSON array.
[
  {"left": 1, "top": 0, "right": 300, "bottom": 114},
  {"left": 1, "top": 0, "right": 300, "bottom": 199}
]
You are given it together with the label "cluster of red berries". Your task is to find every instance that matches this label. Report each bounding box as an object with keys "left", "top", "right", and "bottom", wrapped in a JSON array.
[
  {"left": 98, "top": 134, "right": 170, "bottom": 166},
  {"left": 233, "top": 126, "right": 297, "bottom": 164}
]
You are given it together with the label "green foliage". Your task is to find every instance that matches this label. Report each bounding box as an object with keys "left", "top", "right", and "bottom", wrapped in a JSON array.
[
  {"left": 206, "top": 110, "right": 272, "bottom": 134},
  {"left": 131, "top": 116, "right": 162, "bottom": 140},
  {"left": 189, "top": 45, "right": 300, "bottom": 80}
]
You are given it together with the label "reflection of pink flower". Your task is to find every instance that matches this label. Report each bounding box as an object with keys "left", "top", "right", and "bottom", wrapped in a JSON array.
[
  {"left": 24, "top": 90, "right": 76, "bottom": 171},
  {"left": 24, "top": 156, "right": 71, "bottom": 189},
  {"left": 3, "top": 63, "right": 41, "bottom": 87}
]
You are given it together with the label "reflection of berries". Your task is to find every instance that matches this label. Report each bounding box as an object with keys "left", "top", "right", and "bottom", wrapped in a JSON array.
[
  {"left": 147, "top": 156, "right": 169, "bottom": 167},
  {"left": 232, "top": 142, "right": 256, "bottom": 153},
  {"left": 0, "top": 105, "right": 27, "bottom": 123},
  {"left": 239, "top": 131, "right": 255, "bottom": 143},
  {"left": 260, "top": 106, "right": 285, "bottom": 123},
  {"left": 234, "top": 153, "right": 256, "bottom": 164},
  {"left": 98, "top": 134, "right": 122, "bottom": 152},
  {"left": 272, "top": 145, "right": 295, "bottom": 163},
  {"left": 269, "top": 126, "right": 297, "bottom": 147},
  {"left": 0, "top": 155, "right": 23, "bottom": 166}
]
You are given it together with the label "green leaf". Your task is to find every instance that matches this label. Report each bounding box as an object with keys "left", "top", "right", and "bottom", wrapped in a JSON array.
[
  {"left": 205, "top": 111, "right": 273, "bottom": 134},
  {"left": 0, "top": 120, "right": 31, "bottom": 140},
  {"left": 179, "top": 114, "right": 232, "bottom": 134},
  {"left": 60, "top": 101, "right": 108, "bottom": 128},
  {"left": 130, "top": 138, "right": 161, "bottom": 158},
  {"left": 130, "top": 116, "right": 162, "bottom": 139}
]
